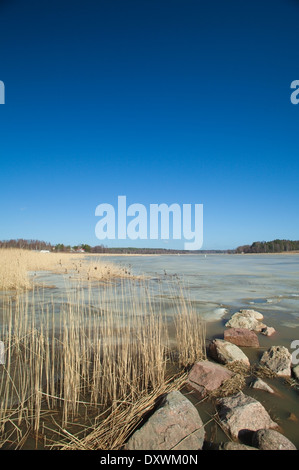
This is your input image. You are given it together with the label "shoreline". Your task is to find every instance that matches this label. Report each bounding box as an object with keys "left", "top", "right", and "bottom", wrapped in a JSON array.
[{"left": 85, "top": 251, "right": 299, "bottom": 257}]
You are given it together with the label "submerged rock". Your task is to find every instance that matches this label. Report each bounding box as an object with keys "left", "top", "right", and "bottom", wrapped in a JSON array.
[
  {"left": 125, "top": 391, "right": 205, "bottom": 450},
  {"left": 250, "top": 378, "right": 275, "bottom": 394},
  {"left": 287, "top": 413, "right": 298, "bottom": 422},
  {"left": 225, "top": 310, "right": 266, "bottom": 332},
  {"left": 224, "top": 327, "right": 259, "bottom": 348},
  {"left": 216, "top": 391, "right": 278, "bottom": 440},
  {"left": 186, "top": 360, "right": 233, "bottom": 398},
  {"left": 261, "top": 326, "right": 276, "bottom": 337},
  {"left": 208, "top": 339, "right": 250, "bottom": 367},
  {"left": 292, "top": 364, "right": 299, "bottom": 381},
  {"left": 252, "top": 429, "right": 297, "bottom": 450},
  {"left": 259, "top": 346, "right": 292, "bottom": 377}
]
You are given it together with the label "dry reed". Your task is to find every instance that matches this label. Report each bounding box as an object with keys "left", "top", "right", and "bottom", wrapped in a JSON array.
[
  {"left": 174, "top": 283, "right": 206, "bottom": 367},
  {"left": 0, "top": 269, "right": 206, "bottom": 449},
  {"left": 209, "top": 374, "right": 246, "bottom": 398},
  {"left": 0, "top": 248, "right": 138, "bottom": 291},
  {"left": 252, "top": 364, "right": 278, "bottom": 379},
  {"left": 58, "top": 373, "right": 188, "bottom": 450}
]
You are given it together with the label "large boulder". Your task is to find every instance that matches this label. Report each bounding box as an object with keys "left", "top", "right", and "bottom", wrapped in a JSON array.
[
  {"left": 125, "top": 391, "right": 205, "bottom": 450},
  {"left": 220, "top": 442, "right": 258, "bottom": 450},
  {"left": 239, "top": 309, "right": 264, "bottom": 320},
  {"left": 225, "top": 310, "right": 266, "bottom": 332},
  {"left": 252, "top": 429, "right": 296, "bottom": 450},
  {"left": 186, "top": 360, "right": 234, "bottom": 398},
  {"left": 216, "top": 391, "right": 278, "bottom": 440},
  {"left": 208, "top": 339, "right": 250, "bottom": 367},
  {"left": 224, "top": 328, "right": 259, "bottom": 348},
  {"left": 259, "top": 346, "right": 292, "bottom": 377}
]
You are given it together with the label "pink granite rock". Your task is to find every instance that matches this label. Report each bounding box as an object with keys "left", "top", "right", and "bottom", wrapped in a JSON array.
[
  {"left": 216, "top": 392, "right": 278, "bottom": 440},
  {"left": 186, "top": 360, "right": 234, "bottom": 398},
  {"left": 125, "top": 391, "right": 205, "bottom": 450},
  {"left": 224, "top": 328, "right": 259, "bottom": 348}
]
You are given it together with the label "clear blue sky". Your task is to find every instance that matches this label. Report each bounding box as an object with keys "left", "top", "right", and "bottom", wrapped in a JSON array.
[{"left": 0, "top": 0, "right": 299, "bottom": 249}]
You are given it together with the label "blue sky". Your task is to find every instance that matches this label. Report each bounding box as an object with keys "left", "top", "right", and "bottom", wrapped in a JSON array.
[{"left": 0, "top": 0, "right": 299, "bottom": 250}]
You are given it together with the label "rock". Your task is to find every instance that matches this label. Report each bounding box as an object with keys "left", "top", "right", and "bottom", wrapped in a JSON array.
[
  {"left": 292, "top": 364, "right": 299, "bottom": 380},
  {"left": 208, "top": 339, "right": 250, "bottom": 367},
  {"left": 224, "top": 328, "right": 259, "bottom": 348},
  {"left": 259, "top": 346, "right": 292, "bottom": 377},
  {"left": 216, "top": 391, "right": 278, "bottom": 440},
  {"left": 287, "top": 413, "right": 298, "bottom": 422},
  {"left": 186, "top": 360, "right": 234, "bottom": 398},
  {"left": 261, "top": 326, "right": 276, "bottom": 337},
  {"left": 125, "top": 391, "right": 205, "bottom": 450},
  {"left": 239, "top": 309, "right": 264, "bottom": 320},
  {"left": 220, "top": 442, "right": 258, "bottom": 450},
  {"left": 225, "top": 310, "right": 266, "bottom": 332},
  {"left": 252, "top": 429, "right": 296, "bottom": 450},
  {"left": 250, "top": 378, "right": 275, "bottom": 394}
]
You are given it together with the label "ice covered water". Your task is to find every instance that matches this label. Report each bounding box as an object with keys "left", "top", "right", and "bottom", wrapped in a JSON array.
[
  {"left": 86, "top": 253, "right": 299, "bottom": 326},
  {"left": 2, "top": 253, "right": 299, "bottom": 332}
]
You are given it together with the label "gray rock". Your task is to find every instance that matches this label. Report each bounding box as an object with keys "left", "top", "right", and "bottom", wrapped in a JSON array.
[
  {"left": 259, "top": 346, "right": 292, "bottom": 377},
  {"left": 220, "top": 442, "right": 258, "bottom": 450},
  {"left": 216, "top": 391, "right": 278, "bottom": 440},
  {"left": 252, "top": 429, "right": 297, "bottom": 450},
  {"left": 239, "top": 309, "right": 264, "bottom": 320},
  {"left": 125, "top": 391, "right": 205, "bottom": 450},
  {"left": 292, "top": 364, "right": 299, "bottom": 381},
  {"left": 186, "top": 360, "right": 234, "bottom": 398},
  {"left": 225, "top": 310, "right": 266, "bottom": 332},
  {"left": 250, "top": 378, "right": 275, "bottom": 394},
  {"left": 208, "top": 339, "right": 250, "bottom": 367}
]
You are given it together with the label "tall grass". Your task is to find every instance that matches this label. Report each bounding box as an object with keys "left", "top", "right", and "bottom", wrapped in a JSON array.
[
  {"left": 0, "top": 270, "right": 206, "bottom": 449},
  {"left": 0, "top": 248, "right": 137, "bottom": 290}
]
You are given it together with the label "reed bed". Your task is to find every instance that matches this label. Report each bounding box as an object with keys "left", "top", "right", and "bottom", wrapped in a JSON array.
[
  {"left": 174, "top": 283, "right": 206, "bottom": 368},
  {"left": 0, "top": 248, "right": 137, "bottom": 291},
  {"left": 58, "top": 373, "right": 188, "bottom": 450},
  {"left": 0, "top": 274, "right": 206, "bottom": 449}
]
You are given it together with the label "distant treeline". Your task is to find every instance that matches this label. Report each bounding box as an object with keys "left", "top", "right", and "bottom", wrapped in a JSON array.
[
  {"left": 0, "top": 239, "right": 233, "bottom": 254},
  {"left": 91, "top": 246, "right": 234, "bottom": 254},
  {"left": 0, "top": 239, "right": 53, "bottom": 251},
  {"left": 236, "top": 239, "right": 299, "bottom": 254},
  {"left": 2, "top": 238, "right": 298, "bottom": 255}
]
